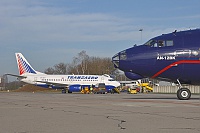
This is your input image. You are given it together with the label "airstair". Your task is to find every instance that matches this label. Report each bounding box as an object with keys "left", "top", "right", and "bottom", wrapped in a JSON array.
[
  {"left": 112, "top": 88, "right": 120, "bottom": 94},
  {"left": 137, "top": 78, "right": 153, "bottom": 92}
]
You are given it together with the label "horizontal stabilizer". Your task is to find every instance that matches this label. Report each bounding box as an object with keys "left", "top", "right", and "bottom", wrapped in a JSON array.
[{"left": 5, "top": 73, "right": 27, "bottom": 79}]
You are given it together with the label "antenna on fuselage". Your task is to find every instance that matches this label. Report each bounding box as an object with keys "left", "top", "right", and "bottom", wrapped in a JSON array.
[
  {"left": 139, "top": 29, "right": 143, "bottom": 42},
  {"left": 173, "top": 30, "right": 177, "bottom": 36}
]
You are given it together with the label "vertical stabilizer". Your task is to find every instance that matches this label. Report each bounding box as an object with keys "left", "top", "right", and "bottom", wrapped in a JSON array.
[{"left": 15, "top": 53, "right": 37, "bottom": 75}]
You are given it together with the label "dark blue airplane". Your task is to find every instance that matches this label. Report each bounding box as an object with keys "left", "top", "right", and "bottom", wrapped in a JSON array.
[{"left": 112, "top": 29, "right": 200, "bottom": 100}]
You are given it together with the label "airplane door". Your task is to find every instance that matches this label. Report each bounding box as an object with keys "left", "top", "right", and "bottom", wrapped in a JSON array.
[
  {"left": 101, "top": 77, "right": 104, "bottom": 83},
  {"left": 34, "top": 77, "right": 37, "bottom": 84}
]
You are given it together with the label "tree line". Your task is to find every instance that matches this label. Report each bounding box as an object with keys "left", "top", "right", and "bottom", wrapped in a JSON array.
[
  {"left": 45, "top": 50, "right": 115, "bottom": 75},
  {"left": 44, "top": 50, "right": 128, "bottom": 81}
]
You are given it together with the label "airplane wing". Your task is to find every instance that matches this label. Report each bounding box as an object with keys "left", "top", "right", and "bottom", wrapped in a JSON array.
[
  {"left": 5, "top": 73, "right": 27, "bottom": 79},
  {"left": 36, "top": 80, "right": 69, "bottom": 88}
]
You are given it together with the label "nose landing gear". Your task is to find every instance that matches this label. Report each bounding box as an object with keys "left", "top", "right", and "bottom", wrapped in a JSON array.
[
  {"left": 177, "top": 88, "right": 191, "bottom": 100},
  {"left": 176, "top": 79, "right": 191, "bottom": 100}
]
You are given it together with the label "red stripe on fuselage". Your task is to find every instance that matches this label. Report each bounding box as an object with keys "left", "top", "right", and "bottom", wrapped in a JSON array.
[{"left": 151, "top": 60, "right": 200, "bottom": 78}]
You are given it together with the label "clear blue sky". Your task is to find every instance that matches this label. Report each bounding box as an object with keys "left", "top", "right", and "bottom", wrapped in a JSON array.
[{"left": 1, "top": 0, "right": 200, "bottom": 76}]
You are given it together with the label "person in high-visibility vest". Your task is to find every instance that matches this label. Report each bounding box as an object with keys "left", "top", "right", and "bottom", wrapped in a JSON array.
[
  {"left": 90, "top": 85, "right": 93, "bottom": 93},
  {"left": 128, "top": 87, "right": 131, "bottom": 94}
]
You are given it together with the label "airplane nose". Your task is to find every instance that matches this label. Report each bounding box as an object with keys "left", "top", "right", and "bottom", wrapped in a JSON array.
[
  {"left": 117, "top": 82, "right": 120, "bottom": 87},
  {"left": 112, "top": 50, "right": 127, "bottom": 68},
  {"left": 114, "top": 81, "right": 120, "bottom": 87},
  {"left": 112, "top": 53, "right": 120, "bottom": 68}
]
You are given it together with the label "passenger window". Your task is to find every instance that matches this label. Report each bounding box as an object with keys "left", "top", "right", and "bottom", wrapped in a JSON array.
[{"left": 166, "top": 40, "right": 173, "bottom": 46}]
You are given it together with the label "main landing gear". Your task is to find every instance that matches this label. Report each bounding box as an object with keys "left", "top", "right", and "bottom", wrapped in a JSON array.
[{"left": 176, "top": 79, "right": 191, "bottom": 100}]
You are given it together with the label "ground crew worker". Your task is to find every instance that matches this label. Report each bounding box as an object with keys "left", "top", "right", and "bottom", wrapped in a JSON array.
[
  {"left": 128, "top": 87, "right": 131, "bottom": 94},
  {"left": 90, "top": 85, "right": 93, "bottom": 93}
]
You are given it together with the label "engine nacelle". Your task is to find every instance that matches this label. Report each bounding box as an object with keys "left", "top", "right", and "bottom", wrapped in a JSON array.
[{"left": 68, "top": 85, "right": 81, "bottom": 92}]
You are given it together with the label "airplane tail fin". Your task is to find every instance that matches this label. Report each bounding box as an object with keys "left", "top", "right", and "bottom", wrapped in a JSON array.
[{"left": 15, "top": 53, "right": 44, "bottom": 75}]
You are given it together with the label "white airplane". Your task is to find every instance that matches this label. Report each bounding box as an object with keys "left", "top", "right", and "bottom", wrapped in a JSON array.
[{"left": 7, "top": 53, "right": 120, "bottom": 93}]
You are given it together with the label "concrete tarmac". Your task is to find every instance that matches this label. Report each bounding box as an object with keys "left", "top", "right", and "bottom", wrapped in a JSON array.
[{"left": 0, "top": 92, "right": 200, "bottom": 133}]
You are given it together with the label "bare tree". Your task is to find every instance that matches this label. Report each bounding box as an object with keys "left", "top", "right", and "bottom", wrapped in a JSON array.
[
  {"left": 44, "top": 67, "right": 55, "bottom": 74},
  {"left": 68, "top": 50, "right": 89, "bottom": 75},
  {"left": 44, "top": 51, "right": 118, "bottom": 78},
  {"left": 72, "top": 57, "right": 80, "bottom": 74},
  {"left": 77, "top": 50, "right": 89, "bottom": 74},
  {"left": 44, "top": 63, "right": 67, "bottom": 74},
  {"left": 54, "top": 63, "right": 68, "bottom": 74}
]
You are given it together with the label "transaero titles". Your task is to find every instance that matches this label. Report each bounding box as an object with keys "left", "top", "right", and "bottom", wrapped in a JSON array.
[{"left": 67, "top": 76, "right": 99, "bottom": 80}]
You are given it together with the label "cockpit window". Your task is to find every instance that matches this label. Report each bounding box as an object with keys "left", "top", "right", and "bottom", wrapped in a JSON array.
[
  {"left": 112, "top": 53, "right": 119, "bottom": 60},
  {"left": 158, "top": 40, "right": 165, "bottom": 47},
  {"left": 120, "top": 50, "right": 127, "bottom": 60},
  {"left": 112, "top": 53, "right": 119, "bottom": 68},
  {"left": 145, "top": 40, "right": 156, "bottom": 46},
  {"left": 145, "top": 40, "right": 158, "bottom": 47},
  {"left": 145, "top": 40, "right": 173, "bottom": 47},
  {"left": 108, "top": 79, "right": 115, "bottom": 81}
]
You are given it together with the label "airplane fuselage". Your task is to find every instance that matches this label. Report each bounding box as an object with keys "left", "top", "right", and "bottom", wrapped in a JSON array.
[
  {"left": 112, "top": 29, "right": 200, "bottom": 100},
  {"left": 21, "top": 74, "right": 120, "bottom": 91},
  {"left": 10, "top": 53, "right": 120, "bottom": 93},
  {"left": 113, "top": 29, "right": 200, "bottom": 84}
]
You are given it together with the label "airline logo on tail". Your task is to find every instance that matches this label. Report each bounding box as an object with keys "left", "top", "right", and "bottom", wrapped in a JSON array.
[{"left": 16, "top": 53, "right": 36, "bottom": 75}]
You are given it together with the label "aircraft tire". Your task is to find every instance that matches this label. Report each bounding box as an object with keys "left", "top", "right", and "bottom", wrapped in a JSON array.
[
  {"left": 177, "top": 88, "right": 191, "bottom": 100},
  {"left": 62, "top": 89, "right": 66, "bottom": 94},
  {"left": 68, "top": 90, "right": 72, "bottom": 93}
]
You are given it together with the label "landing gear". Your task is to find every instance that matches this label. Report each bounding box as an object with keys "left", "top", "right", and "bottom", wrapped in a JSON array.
[
  {"left": 176, "top": 79, "right": 191, "bottom": 100},
  {"left": 68, "top": 90, "right": 72, "bottom": 93},
  {"left": 62, "top": 89, "right": 66, "bottom": 94},
  {"left": 177, "top": 88, "right": 191, "bottom": 100}
]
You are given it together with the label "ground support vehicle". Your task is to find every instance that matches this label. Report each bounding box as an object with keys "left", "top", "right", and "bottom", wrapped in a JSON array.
[{"left": 93, "top": 83, "right": 107, "bottom": 94}]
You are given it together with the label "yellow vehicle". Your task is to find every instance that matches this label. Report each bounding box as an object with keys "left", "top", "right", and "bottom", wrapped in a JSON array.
[
  {"left": 110, "top": 88, "right": 120, "bottom": 94},
  {"left": 127, "top": 88, "right": 137, "bottom": 94},
  {"left": 81, "top": 87, "right": 90, "bottom": 94},
  {"left": 137, "top": 78, "right": 153, "bottom": 92}
]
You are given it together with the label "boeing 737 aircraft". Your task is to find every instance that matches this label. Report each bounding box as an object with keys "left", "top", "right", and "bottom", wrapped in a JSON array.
[
  {"left": 7, "top": 53, "right": 120, "bottom": 93},
  {"left": 112, "top": 29, "right": 200, "bottom": 100}
]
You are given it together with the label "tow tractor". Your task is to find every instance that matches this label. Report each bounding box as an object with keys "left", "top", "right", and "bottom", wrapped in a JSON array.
[
  {"left": 127, "top": 87, "right": 137, "bottom": 94},
  {"left": 93, "top": 83, "right": 107, "bottom": 94}
]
